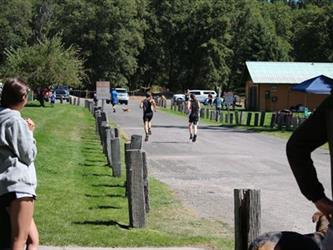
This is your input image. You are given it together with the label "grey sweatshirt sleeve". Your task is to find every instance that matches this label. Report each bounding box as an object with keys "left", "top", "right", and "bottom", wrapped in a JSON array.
[{"left": 6, "top": 118, "right": 37, "bottom": 166}]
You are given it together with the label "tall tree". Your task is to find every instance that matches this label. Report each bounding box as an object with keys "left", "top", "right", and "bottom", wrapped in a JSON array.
[
  {"left": 229, "top": 0, "right": 290, "bottom": 91},
  {"left": 3, "top": 36, "right": 85, "bottom": 89},
  {"left": 50, "top": 0, "right": 147, "bottom": 89},
  {"left": 0, "top": 0, "right": 32, "bottom": 66},
  {"left": 292, "top": 5, "right": 333, "bottom": 61}
]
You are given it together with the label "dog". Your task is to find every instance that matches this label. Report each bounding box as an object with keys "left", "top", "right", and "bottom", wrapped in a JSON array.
[
  {"left": 122, "top": 106, "right": 130, "bottom": 112},
  {"left": 249, "top": 212, "right": 329, "bottom": 250}
]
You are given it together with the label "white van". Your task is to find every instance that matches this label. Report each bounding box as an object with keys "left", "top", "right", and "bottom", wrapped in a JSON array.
[{"left": 188, "top": 90, "right": 217, "bottom": 103}]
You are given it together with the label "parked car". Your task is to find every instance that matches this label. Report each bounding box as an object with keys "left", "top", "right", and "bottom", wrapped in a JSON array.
[
  {"left": 188, "top": 90, "right": 217, "bottom": 103},
  {"left": 172, "top": 94, "right": 185, "bottom": 103},
  {"left": 115, "top": 88, "right": 129, "bottom": 105},
  {"left": 54, "top": 88, "right": 70, "bottom": 102}
]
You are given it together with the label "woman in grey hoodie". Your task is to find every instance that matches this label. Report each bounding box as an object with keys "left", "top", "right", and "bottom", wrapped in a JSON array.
[{"left": 0, "top": 78, "right": 38, "bottom": 250}]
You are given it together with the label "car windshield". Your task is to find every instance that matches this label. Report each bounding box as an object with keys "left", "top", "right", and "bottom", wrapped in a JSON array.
[
  {"left": 116, "top": 89, "right": 127, "bottom": 93},
  {"left": 190, "top": 91, "right": 201, "bottom": 95}
]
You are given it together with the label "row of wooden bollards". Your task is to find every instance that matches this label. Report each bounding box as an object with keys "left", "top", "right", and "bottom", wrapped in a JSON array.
[
  {"left": 83, "top": 100, "right": 149, "bottom": 228},
  {"left": 82, "top": 99, "right": 260, "bottom": 244}
]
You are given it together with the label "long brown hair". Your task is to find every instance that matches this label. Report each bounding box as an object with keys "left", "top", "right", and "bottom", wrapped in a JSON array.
[{"left": 1, "top": 78, "right": 29, "bottom": 108}]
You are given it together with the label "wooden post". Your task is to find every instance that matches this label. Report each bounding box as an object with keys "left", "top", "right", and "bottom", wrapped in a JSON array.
[
  {"left": 142, "top": 151, "right": 150, "bottom": 213},
  {"left": 234, "top": 189, "right": 261, "bottom": 250},
  {"left": 130, "top": 135, "right": 142, "bottom": 150},
  {"left": 206, "top": 108, "right": 210, "bottom": 119},
  {"left": 126, "top": 149, "right": 146, "bottom": 228},
  {"left": 105, "top": 127, "right": 112, "bottom": 167},
  {"left": 270, "top": 113, "right": 276, "bottom": 128},
  {"left": 101, "top": 121, "right": 108, "bottom": 152},
  {"left": 230, "top": 113, "right": 234, "bottom": 124},
  {"left": 95, "top": 110, "right": 102, "bottom": 136},
  {"left": 246, "top": 112, "right": 252, "bottom": 126},
  {"left": 259, "top": 112, "right": 266, "bottom": 127},
  {"left": 219, "top": 111, "right": 224, "bottom": 123},
  {"left": 235, "top": 111, "right": 239, "bottom": 125},
  {"left": 239, "top": 111, "right": 243, "bottom": 126},
  {"left": 254, "top": 113, "right": 259, "bottom": 127},
  {"left": 111, "top": 138, "right": 121, "bottom": 177}
]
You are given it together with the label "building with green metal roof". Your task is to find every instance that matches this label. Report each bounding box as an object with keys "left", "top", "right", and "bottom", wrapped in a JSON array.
[{"left": 245, "top": 61, "right": 333, "bottom": 111}]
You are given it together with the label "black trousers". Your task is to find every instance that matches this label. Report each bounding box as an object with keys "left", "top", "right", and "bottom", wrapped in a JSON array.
[{"left": 286, "top": 95, "right": 333, "bottom": 202}]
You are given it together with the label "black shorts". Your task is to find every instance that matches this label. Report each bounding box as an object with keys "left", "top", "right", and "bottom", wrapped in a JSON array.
[
  {"left": 189, "top": 114, "right": 199, "bottom": 125},
  {"left": 143, "top": 112, "right": 153, "bottom": 122}
]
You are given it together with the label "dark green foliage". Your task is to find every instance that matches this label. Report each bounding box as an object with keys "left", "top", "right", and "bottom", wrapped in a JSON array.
[
  {"left": 0, "top": 0, "right": 32, "bottom": 64},
  {"left": 3, "top": 36, "right": 85, "bottom": 89},
  {"left": 1, "top": 0, "right": 333, "bottom": 93}
]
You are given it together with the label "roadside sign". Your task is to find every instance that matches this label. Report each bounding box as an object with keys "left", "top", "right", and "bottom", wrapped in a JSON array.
[{"left": 96, "top": 81, "right": 110, "bottom": 100}]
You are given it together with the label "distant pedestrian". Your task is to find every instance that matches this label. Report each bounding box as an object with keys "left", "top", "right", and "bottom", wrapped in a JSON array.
[
  {"left": 111, "top": 88, "right": 118, "bottom": 112},
  {"left": 93, "top": 92, "right": 98, "bottom": 106},
  {"left": 0, "top": 78, "right": 39, "bottom": 250},
  {"left": 140, "top": 92, "right": 157, "bottom": 142},
  {"left": 187, "top": 93, "right": 201, "bottom": 142},
  {"left": 50, "top": 92, "right": 56, "bottom": 106},
  {"left": 214, "top": 95, "right": 223, "bottom": 121}
]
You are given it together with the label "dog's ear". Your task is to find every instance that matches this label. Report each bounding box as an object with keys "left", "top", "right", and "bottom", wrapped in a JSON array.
[{"left": 312, "top": 211, "right": 323, "bottom": 223}]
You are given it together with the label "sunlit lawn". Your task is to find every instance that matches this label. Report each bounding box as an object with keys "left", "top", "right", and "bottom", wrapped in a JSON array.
[{"left": 22, "top": 102, "right": 233, "bottom": 249}]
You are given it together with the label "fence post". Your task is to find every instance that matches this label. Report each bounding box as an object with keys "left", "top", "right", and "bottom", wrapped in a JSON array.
[
  {"left": 130, "top": 135, "right": 142, "bottom": 150},
  {"left": 230, "top": 113, "right": 234, "bottom": 125},
  {"left": 95, "top": 110, "right": 102, "bottom": 135},
  {"left": 259, "top": 112, "right": 266, "bottom": 127},
  {"left": 235, "top": 111, "right": 239, "bottom": 125},
  {"left": 234, "top": 189, "right": 261, "bottom": 250},
  {"left": 142, "top": 151, "right": 150, "bottom": 213},
  {"left": 246, "top": 112, "right": 252, "bottom": 126},
  {"left": 101, "top": 121, "right": 108, "bottom": 153},
  {"left": 270, "top": 113, "right": 276, "bottom": 128},
  {"left": 126, "top": 149, "right": 146, "bottom": 228},
  {"left": 111, "top": 138, "right": 121, "bottom": 177},
  {"left": 239, "top": 111, "right": 243, "bottom": 126},
  {"left": 254, "top": 113, "right": 259, "bottom": 127},
  {"left": 105, "top": 127, "right": 112, "bottom": 167}
]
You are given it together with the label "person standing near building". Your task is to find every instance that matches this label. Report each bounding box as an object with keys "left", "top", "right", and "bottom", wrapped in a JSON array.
[
  {"left": 0, "top": 78, "right": 39, "bottom": 250},
  {"left": 214, "top": 94, "right": 223, "bottom": 121},
  {"left": 140, "top": 93, "right": 157, "bottom": 142},
  {"left": 187, "top": 93, "right": 201, "bottom": 142},
  {"left": 111, "top": 88, "right": 118, "bottom": 112},
  {"left": 286, "top": 94, "right": 333, "bottom": 248}
]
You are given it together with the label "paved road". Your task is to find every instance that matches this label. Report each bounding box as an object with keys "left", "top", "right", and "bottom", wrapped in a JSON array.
[{"left": 104, "top": 99, "right": 331, "bottom": 234}]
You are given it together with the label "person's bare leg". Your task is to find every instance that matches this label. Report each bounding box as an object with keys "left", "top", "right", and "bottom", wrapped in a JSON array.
[
  {"left": 188, "top": 122, "right": 193, "bottom": 139},
  {"left": 144, "top": 121, "right": 149, "bottom": 135},
  {"left": 148, "top": 121, "right": 152, "bottom": 134},
  {"left": 9, "top": 197, "right": 34, "bottom": 250},
  {"left": 193, "top": 124, "right": 198, "bottom": 135},
  {"left": 26, "top": 218, "right": 39, "bottom": 250}
]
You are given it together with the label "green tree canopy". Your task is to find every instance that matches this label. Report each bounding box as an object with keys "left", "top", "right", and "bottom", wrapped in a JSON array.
[
  {"left": 0, "top": 0, "right": 32, "bottom": 64},
  {"left": 3, "top": 36, "right": 85, "bottom": 90}
]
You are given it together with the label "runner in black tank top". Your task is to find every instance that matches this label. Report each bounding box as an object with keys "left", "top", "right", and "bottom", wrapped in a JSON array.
[
  {"left": 187, "top": 93, "right": 200, "bottom": 142},
  {"left": 140, "top": 92, "right": 157, "bottom": 141}
]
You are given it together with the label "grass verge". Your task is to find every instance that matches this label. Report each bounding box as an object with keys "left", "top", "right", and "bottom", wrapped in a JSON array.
[{"left": 22, "top": 102, "right": 233, "bottom": 249}]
